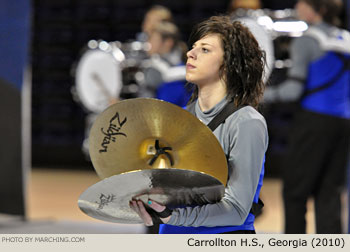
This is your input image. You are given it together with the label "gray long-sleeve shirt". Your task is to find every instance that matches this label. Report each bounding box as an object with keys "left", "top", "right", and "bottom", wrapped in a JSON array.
[{"left": 167, "top": 98, "right": 269, "bottom": 227}]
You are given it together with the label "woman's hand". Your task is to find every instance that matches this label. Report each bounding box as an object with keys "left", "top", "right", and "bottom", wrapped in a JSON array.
[{"left": 129, "top": 199, "right": 171, "bottom": 226}]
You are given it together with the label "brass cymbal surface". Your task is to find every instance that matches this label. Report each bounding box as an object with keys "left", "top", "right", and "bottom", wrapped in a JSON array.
[{"left": 89, "top": 98, "right": 228, "bottom": 186}]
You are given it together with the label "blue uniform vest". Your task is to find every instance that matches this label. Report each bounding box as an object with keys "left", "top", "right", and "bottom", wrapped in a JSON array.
[
  {"left": 157, "top": 79, "right": 191, "bottom": 107},
  {"left": 156, "top": 63, "right": 191, "bottom": 107},
  {"left": 159, "top": 160, "right": 265, "bottom": 234},
  {"left": 301, "top": 28, "right": 350, "bottom": 119}
]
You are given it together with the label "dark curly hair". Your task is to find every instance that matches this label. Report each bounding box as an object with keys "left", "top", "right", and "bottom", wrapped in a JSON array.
[{"left": 187, "top": 15, "right": 266, "bottom": 108}]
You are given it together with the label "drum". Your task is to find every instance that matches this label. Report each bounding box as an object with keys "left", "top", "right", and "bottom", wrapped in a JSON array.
[
  {"left": 74, "top": 40, "right": 125, "bottom": 113},
  {"left": 118, "top": 41, "right": 150, "bottom": 99},
  {"left": 73, "top": 40, "right": 151, "bottom": 113}
]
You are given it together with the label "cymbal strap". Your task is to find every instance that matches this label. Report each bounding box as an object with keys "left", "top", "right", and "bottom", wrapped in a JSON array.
[
  {"left": 157, "top": 207, "right": 173, "bottom": 218},
  {"left": 147, "top": 209, "right": 163, "bottom": 225},
  {"left": 148, "top": 139, "right": 174, "bottom": 166},
  {"left": 146, "top": 206, "right": 173, "bottom": 225},
  {"left": 207, "top": 99, "right": 238, "bottom": 131}
]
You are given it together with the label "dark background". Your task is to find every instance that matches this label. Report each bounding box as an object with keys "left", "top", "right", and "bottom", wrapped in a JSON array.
[{"left": 30, "top": 0, "right": 298, "bottom": 170}]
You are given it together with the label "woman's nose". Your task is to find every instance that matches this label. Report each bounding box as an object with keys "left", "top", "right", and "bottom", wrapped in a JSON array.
[{"left": 187, "top": 47, "right": 196, "bottom": 59}]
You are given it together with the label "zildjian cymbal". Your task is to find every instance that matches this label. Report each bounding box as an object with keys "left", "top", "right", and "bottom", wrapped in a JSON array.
[
  {"left": 78, "top": 169, "right": 224, "bottom": 223},
  {"left": 78, "top": 98, "right": 228, "bottom": 223}
]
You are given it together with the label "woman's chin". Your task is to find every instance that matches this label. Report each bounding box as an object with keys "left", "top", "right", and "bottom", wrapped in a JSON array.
[
  {"left": 185, "top": 75, "right": 198, "bottom": 85},
  {"left": 185, "top": 77, "right": 193, "bottom": 83}
]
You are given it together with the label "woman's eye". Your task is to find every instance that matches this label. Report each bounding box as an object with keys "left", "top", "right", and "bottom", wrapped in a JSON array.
[{"left": 202, "top": 48, "right": 209, "bottom": 53}]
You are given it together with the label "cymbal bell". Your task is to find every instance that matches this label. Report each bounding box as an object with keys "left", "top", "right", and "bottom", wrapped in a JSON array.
[{"left": 89, "top": 98, "right": 228, "bottom": 186}]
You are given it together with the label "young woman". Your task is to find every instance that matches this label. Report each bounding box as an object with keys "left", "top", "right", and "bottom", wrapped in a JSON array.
[{"left": 130, "top": 15, "right": 268, "bottom": 234}]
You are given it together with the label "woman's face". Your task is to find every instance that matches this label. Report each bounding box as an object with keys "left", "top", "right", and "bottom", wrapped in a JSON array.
[
  {"left": 142, "top": 11, "right": 160, "bottom": 34},
  {"left": 147, "top": 31, "right": 163, "bottom": 55},
  {"left": 295, "top": 1, "right": 319, "bottom": 24},
  {"left": 186, "top": 34, "right": 224, "bottom": 86}
]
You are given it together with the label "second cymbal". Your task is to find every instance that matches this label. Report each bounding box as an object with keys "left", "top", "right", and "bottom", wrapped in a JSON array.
[{"left": 78, "top": 168, "right": 224, "bottom": 223}]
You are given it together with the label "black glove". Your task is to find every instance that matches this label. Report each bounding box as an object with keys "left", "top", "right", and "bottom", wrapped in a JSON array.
[{"left": 146, "top": 207, "right": 173, "bottom": 225}]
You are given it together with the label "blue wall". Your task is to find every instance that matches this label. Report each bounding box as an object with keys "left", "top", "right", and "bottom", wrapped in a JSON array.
[{"left": 0, "top": 0, "right": 31, "bottom": 89}]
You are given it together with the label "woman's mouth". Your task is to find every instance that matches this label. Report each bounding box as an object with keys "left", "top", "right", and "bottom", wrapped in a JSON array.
[{"left": 186, "top": 63, "right": 195, "bottom": 70}]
